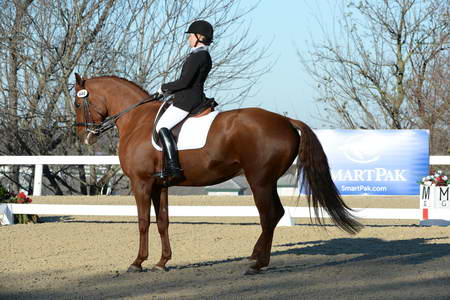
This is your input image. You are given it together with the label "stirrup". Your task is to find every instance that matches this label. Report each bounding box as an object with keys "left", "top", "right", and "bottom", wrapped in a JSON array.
[
  {"left": 153, "top": 168, "right": 183, "bottom": 179},
  {"left": 153, "top": 169, "right": 183, "bottom": 187},
  {"left": 153, "top": 170, "right": 169, "bottom": 179}
]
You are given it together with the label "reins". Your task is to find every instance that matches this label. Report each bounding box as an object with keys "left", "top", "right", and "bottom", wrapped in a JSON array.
[{"left": 75, "top": 92, "right": 163, "bottom": 136}]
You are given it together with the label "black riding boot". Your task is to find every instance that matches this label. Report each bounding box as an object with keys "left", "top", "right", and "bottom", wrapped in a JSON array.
[{"left": 153, "top": 128, "right": 183, "bottom": 180}]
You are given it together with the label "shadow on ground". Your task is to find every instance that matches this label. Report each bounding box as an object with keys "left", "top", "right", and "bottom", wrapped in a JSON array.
[
  {"left": 2, "top": 237, "right": 450, "bottom": 300},
  {"left": 267, "top": 237, "right": 449, "bottom": 275}
]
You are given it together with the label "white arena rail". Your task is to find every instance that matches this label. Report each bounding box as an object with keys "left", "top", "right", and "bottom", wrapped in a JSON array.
[
  {"left": 0, "top": 155, "right": 448, "bottom": 196},
  {"left": 0, "top": 156, "right": 119, "bottom": 196},
  {"left": 0, "top": 203, "right": 422, "bottom": 226},
  {"left": 0, "top": 155, "right": 449, "bottom": 226}
]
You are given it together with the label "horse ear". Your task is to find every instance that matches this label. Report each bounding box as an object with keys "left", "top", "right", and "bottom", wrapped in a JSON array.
[{"left": 75, "top": 73, "right": 85, "bottom": 87}]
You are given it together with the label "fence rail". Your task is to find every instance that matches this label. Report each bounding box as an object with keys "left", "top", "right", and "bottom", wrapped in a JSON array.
[
  {"left": 0, "top": 203, "right": 429, "bottom": 226},
  {"left": 0, "top": 155, "right": 449, "bottom": 196},
  {"left": 2, "top": 203, "right": 449, "bottom": 226},
  {"left": 1, "top": 155, "right": 449, "bottom": 227},
  {"left": 0, "top": 156, "right": 119, "bottom": 196}
]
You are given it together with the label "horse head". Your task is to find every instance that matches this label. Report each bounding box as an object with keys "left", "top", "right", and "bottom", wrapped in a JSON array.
[{"left": 73, "top": 73, "right": 108, "bottom": 145}]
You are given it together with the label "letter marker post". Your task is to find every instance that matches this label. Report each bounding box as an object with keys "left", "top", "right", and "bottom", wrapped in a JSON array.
[{"left": 419, "top": 184, "right": 450, "bottom": 226}]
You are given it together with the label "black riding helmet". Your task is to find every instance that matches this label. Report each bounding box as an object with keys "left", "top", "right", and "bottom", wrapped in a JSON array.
[{"left": 185, "top": 20, "right": 213, "bottom": 45}]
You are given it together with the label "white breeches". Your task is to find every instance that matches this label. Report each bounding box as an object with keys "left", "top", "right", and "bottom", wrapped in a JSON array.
[{"left": 155, "top": 104, "right": 190, "bottom": 132}]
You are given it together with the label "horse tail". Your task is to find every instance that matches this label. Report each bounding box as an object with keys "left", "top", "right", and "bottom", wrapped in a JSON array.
[{"left": 288, "top": 118, "right": 363, "bottom": 234}]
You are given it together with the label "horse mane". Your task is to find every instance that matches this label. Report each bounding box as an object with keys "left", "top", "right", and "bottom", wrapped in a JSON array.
[{"left": 94, "top": 75, "right": 151, "bottom": 96}]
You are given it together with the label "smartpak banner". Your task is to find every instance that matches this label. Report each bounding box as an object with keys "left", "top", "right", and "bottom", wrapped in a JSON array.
[{"left": 310, "top": 130, "right": 429, "bottom": 195}]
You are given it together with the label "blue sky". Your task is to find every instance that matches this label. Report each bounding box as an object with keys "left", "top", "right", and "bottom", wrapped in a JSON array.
[{"left": 229, "top": 0, "right": 340, "bottom": 128}]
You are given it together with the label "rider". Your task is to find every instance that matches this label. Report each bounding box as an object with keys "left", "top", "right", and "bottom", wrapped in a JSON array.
[{"left": 154, "top": 20, "right": 214, "bottom": 180}]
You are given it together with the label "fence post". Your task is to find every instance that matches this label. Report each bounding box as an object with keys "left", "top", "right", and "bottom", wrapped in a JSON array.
[
  {"left": 33, "top": 164, "right": 43, "bottom": 196},
  {"left": 0, "top": 204, "right": 14, "bottom": 225},
  {"left": 277, "top": 208, "right": 294, "bottom": 226}
]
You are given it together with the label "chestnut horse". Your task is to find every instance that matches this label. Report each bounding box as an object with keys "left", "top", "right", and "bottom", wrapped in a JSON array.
[{"left": 73, "top": 74, "right": 362, "bottom": 274}]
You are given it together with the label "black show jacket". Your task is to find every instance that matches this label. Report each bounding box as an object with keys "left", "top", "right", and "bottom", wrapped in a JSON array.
[{"left": 161, "top": 48, "right": 212, "bottom": 112}]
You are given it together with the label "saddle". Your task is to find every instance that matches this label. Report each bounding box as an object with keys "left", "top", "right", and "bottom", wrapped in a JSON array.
[{"left": 153, "top": 97, "right": 218, "bottom": 148}]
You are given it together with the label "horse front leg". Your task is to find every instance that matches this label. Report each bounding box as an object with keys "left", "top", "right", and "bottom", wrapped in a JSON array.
[
  {"left": 128, "top": 178, "right": 153, "bottom": 272},
  {"left": 151, "top": 185, "right": 172, "bottom": 271}
]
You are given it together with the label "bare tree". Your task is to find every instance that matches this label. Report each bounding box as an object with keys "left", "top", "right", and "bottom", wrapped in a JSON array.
[
  {"left": 86, "top": 0, "right": 271, "bottom": 106},
  {"left": 0, "top": 0, "right": 120, "bottom": 194},
  {"left": 407, "top": 41, "right": 449, "bottom": 155},
  {"left": 0, "top": 0, "right": 271, "bottom": 194},
  {"left": 299, "top": 0, "right": 449, "bottom": 154}
]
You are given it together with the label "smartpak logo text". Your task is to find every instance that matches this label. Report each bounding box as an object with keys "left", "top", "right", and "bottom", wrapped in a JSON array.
[{"left": 331, "top": 168, "right": 407, "bottom": 182}]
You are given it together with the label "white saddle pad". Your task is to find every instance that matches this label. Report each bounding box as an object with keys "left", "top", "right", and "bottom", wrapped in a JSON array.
[{"left": 152, "top": 111, "right": 219, "bottom": 151}]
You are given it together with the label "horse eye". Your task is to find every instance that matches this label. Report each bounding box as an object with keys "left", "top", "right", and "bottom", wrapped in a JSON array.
[{"left": 74, "top": 101, "right": 80, "bottom": 109}]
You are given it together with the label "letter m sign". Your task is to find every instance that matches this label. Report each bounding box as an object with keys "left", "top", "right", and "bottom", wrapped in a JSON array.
[{"left": 420, "top": 185, "right": 433, "bottom": 208}]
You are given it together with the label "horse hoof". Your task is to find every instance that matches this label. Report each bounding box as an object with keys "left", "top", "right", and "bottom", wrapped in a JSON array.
[
  {"left": 127, "top": 265, "right": 142, "bottom": 273},
  {"left": 242, "top": 267, "right": 260, "bottom": 275},
  {"left": 151, "top": 265, "right": 168, "bottom": 272}
]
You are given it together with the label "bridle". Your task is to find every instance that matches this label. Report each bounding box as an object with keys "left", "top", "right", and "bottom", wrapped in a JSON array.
[{"left": 74, "top": 89, "right": 163, "bottom": 137}]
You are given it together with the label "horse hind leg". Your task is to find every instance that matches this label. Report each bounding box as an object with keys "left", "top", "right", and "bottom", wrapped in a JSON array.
[{"left": 245, "top": 183, "right": 284, "bottom": 275}]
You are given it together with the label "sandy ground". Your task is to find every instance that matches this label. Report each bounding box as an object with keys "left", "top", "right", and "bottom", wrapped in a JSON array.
[{"left": 1, "top": 195, "right": 450, "bottom": 299}]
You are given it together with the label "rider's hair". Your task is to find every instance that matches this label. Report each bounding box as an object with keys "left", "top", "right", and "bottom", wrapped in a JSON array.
[{"left": 196, "top": 34, "right": 206, "bottom": 43}]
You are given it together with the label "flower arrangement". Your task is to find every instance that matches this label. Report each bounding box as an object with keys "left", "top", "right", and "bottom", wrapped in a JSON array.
[
  {"left": 0, "top": 184, "right": 38, "bottom": 224},
  {"left": 15, "top": 192, "right": 33, "bottom": 204},
  {"left": 419, "top": 170, "right": 450, "bottom": 187}
]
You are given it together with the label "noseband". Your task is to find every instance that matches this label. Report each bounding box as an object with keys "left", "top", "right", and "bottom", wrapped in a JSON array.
[{"left": 74, "top": 90, "right": 162, "bottom": 137}]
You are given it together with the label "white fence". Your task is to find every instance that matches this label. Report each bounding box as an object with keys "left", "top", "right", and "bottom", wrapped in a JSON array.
[
  {"left": 0, "top": 155, "right": 449, "bottom": 196},
  {"left": 0, "top": 155, "right": 449, "bottom": 226},
  {"left": 0, "top": 156, "right": 120, "bottom": 196},
  {"left": 0, "top": 203, "right": 425, "bottom": 226}
]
